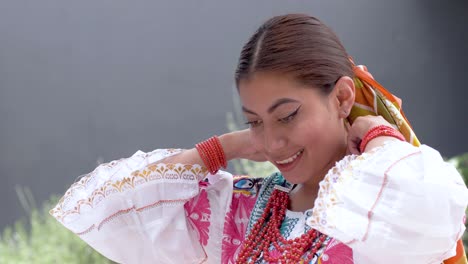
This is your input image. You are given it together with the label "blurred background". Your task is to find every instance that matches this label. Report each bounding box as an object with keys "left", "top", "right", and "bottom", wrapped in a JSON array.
[{"left": 1, "top": 0, "right": 467, "bottom": 262}]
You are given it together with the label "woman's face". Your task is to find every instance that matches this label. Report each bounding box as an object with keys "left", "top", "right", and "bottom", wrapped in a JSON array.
[{"left": 238, "top": 72, "right": 350, "bottom": 184}]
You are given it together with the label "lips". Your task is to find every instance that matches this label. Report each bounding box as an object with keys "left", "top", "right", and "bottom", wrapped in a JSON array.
[
  {"left": 273, "top": 149, "right": 304, "bottom": 172},
  {"left": 275, "top": 149, "right": 304, "bottom": 164}
]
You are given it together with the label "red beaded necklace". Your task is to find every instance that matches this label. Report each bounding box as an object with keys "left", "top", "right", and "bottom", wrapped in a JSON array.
[{"left": 236, "top": 185, "right": 327, "bottom": 264}]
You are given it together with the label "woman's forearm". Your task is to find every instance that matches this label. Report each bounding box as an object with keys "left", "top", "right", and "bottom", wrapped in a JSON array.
[{"left": 157, "top": 132, "right": 241, "bottom": 165}]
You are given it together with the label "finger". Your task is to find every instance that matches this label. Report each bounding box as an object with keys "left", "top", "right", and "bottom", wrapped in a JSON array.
[
  {"left": 347, "top": 129, "right": 360, "bottom": 155},
  {"left": 348, "top": 121, "right": 366, "bottom": 155},
  {"left": 348, "top": 138, "right": 361, "bottom": 155}
]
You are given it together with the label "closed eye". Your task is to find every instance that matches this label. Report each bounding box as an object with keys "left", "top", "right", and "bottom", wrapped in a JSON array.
[
  {"left": 245, "top": 120, "right": 263, "bottom": 128},
  {"left": 279, "top": 105, "right": 301, "bottom": 123}
]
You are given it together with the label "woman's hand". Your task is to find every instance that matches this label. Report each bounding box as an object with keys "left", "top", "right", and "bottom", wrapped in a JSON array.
[
  {"left": 347, "top": 115, "right": 397, "bottom": 155},
  {"left": 220, "top": 129, "right": 268, "bottom": 162}
]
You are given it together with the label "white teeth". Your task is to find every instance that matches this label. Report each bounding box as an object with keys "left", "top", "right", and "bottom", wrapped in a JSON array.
[{"left": 276, "top": 150, "right": 303, "bottom": 165}]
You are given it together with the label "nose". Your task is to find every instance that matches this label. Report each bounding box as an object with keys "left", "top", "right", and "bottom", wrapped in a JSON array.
[{"left": 263, "top": 128, "right": 287, "bottom": 155}]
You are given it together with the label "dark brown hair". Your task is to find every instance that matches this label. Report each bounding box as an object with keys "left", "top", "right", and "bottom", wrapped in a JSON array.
[{"left": 235, "top": 14, "right": 353, "bottom": 94}]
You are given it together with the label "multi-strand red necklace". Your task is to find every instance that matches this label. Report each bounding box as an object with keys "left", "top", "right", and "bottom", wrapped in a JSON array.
[{"left": 236, "top": 185, "right": 327, "bottom": 263}]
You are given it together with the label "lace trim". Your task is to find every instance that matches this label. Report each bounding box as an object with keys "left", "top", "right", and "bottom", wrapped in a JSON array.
[
  {"left": 50, "top": 158, "right": 207, "bottom": 222},
  {"left": 306, "top": 141, "right": 396, "bottom": 232}
]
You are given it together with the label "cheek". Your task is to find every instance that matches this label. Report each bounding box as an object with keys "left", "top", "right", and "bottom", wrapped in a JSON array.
[
  {"left": 295, "top": 118, "right": 333, "bottom": 146},
  {"left": 296, "top": 124, "right": 320, "bottom": 146}
]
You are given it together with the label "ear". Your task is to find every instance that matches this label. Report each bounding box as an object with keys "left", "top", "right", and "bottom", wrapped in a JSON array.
[{"left": 333, "top": 76, "right": 355, "bottom": 118}]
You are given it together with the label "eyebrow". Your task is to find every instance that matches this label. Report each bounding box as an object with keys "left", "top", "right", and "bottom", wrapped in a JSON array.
[{"left": 242, "top": 98, "right": 300, "bottom": 115}]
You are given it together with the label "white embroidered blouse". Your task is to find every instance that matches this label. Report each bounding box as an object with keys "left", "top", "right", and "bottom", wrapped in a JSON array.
[{"left": 50, "top": 141, "right": 468, "bottom": 264}]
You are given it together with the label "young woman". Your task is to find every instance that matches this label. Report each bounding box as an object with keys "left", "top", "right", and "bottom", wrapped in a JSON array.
[{"left": 51, "top": 14, "right": 468, "bottom": 264}]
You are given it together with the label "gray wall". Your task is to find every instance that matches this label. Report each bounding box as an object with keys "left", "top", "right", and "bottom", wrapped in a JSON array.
[{"left": 1, "top": 0, "right": 467, "bottom": 229}]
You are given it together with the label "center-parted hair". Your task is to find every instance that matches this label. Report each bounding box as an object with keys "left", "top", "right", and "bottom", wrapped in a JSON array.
[{"left": 235, "top": 14, "right": 354, "bottom": 94}]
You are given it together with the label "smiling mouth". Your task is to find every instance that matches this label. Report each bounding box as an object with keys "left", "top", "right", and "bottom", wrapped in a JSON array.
[{"left": 275, "top": 149, "right": 304, "bottom": 165}]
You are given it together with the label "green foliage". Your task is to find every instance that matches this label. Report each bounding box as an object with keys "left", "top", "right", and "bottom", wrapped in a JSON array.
[
  {"left": 449, "top": 153, "right": 468, "bottom": 185},
  {"left": 232, "top": 158, "right": 278, "bottom": 177},
  {"left": 0, "top": 188, "right": 113, "bottom": 264}
]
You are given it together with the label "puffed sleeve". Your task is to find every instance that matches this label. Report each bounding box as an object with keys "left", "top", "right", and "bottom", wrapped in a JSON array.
[
  {"left": 307, "top": 141, "right": 468, "bottom": 264},
  {"left": 50, "top": 149, "right": 235, "bottom": 264}
]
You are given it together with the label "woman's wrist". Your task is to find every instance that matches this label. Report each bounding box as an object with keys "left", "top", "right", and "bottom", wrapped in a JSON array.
[
  {"left": 360, "top": 125, "right": 406, "bottom": 153},
  {"left": 192, "top": 132, "right": 244, "bottom": 174},
  {"left": 363, "top": 136, "right": 400, "bottom": 152},
  {"left": 219, "top": 132, "right": 241, "bottom": 161},
  {"left": 195, "top": 136, "right": 227, "bottom": 174}
]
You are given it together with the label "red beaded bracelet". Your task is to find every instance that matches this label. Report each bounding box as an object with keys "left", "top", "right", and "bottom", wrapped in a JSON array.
[
  {"left": 359, "top": 125, "right": 405, "bottom": 153},
  {"left": 195, "top": 136, "right": 227, "bottom": 174}
]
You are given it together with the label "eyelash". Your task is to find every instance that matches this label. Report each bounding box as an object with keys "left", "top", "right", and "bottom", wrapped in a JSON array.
[
  {"left": 245, "top": 120, "right": 263, "bottom": 128},
  {"left": 279, "top": 107, "right": 300, "bottom": 123},
  {"left": 245, "top": 106, "right": 301, "bottom": 128}
]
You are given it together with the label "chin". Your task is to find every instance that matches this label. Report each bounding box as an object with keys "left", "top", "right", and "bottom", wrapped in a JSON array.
[{"left": 279, "top": 171, "right": 308, "bottom": 185}]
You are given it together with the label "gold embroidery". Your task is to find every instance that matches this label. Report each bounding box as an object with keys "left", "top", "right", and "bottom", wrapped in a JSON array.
[{"left": 50, "top": 162, "right": 207, "bottom": 222}]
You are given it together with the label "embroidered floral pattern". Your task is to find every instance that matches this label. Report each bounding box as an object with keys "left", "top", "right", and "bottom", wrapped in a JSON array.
[
  {"left": 185, "top": 187, "right": 211, "bottom": 246},
  {"left": 279, "top": 215, "right": 299, "bottom": 238},
  {"left": 50, "top": 148, "right": 207, "bottom": 223},
  {"left": 246, "top": 173, "right": 284, "bottom": 234},
  {"left": 307, "top": 143, "right": 391, "bottom": 233},
  {"left": 319, "top": 239, "right": 353, "bottom": 264},
  {"left": 222, "top": 177, "right": 259, "bottom": 264},
  {"left": 243, "top": 173, "right": 346, "bottom": 263},
  {"left": 308, "top": 154, "right": 363, "bottom": 230}
]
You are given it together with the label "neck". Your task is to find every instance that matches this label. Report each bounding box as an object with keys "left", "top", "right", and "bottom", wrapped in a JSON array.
[
  {"left": 306, "top": 144, "right": 347, "bottom": 187},
  {"left": 289, "top": 139, "right": 348, "bottom": 212}
]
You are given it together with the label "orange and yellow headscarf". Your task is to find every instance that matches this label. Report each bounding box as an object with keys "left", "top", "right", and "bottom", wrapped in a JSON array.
[{"left": 348, "top": 60, "right": 467, "bottom": 264}]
